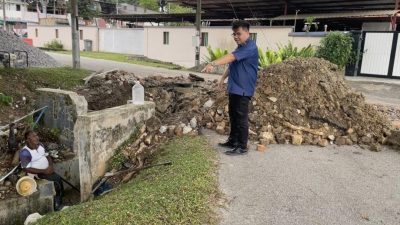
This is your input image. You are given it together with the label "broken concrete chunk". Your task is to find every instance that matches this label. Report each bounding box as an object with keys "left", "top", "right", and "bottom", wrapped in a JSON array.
[
  {"left": 203, "top": 99, "right": 214, "bottom": 108},
  {"left": 268, "top": 97, "right": 278, "bottom": 103},
  {"left": 183, "top": 126, "right": 193, "bottom": 134},
  {"left": 291, "top": 134, "right": 303, "bottom": 146},
  {"left": 159, "top": 126, "right": 167, "bottom": 134},
  {"left": 190, "top": 117, "right": 197, "bottom": 128}
]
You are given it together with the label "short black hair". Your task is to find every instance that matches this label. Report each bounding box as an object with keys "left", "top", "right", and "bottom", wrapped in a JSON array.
[
  {"left": 232, "top": 20, "right": 250, "bottom": 31},
  {"left": 24, "top": 130, "right": 35, "bottom": 140}
]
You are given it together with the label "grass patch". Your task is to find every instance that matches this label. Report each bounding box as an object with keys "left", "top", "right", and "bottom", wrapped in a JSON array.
[
  {"left": 0, "top": 67, "right": 91, "bottom": 90},
  {"left": 54, "top": 51, "right": 184, "bottom": 70},
  {"left": 37, "top": 136, "right": 219, "bottom": 225}
]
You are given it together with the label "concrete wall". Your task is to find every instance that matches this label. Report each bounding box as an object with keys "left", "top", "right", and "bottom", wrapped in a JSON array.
[
  {"left": 362, "top": 22, "right": 392, "bottom": 31},
  {"left": 144, "top": 26, "right": 304, "bottom": 67},
  {"left": 290, "top": 36, "right": 323, "bottom": 48},
  {"left": 37, "top": 88, "right": 88, "bottom": 150},
  {"left": 75, "top": 102, "right": 155, "bottom": 201},
  {"left": 54, "top": 158, "right": 80, "bottom": 189},
  {"left": 27, "top": 25, "right": 99, "bottom": 51},
  {"left": 99, "top": 28, "right": 144, "bottom": 55},
  {"left": 0, "top": 180, "right": 54, "bottom": 225}
]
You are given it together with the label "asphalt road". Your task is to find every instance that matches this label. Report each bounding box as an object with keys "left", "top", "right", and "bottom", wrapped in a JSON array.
[{"left": 203, "top": 129, "right": 400, "bottom": 225}]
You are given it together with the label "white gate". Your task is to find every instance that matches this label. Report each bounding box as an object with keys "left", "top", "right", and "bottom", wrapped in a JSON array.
[
  {"left": 99, "top": 28, "right": 145, "bottom": 55},
  {"left": 360, "top": 32, "right": 393, "bottom": 76},
  {"left": 359, "top": 31, "right": 400, "bottom": 78},
  {"left": 392, "top": 37, "right": 400, "bottom": 77}
]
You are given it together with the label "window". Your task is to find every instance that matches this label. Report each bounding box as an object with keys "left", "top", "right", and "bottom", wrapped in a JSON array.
[
  {"left": 163, "top": 32, "right": 169, "bottom": 45},
  {"left": 134, "top": 5, "right": 137, "bottom": 11},
  {"left": 200, "top": 32, "right": 208, "bottom": 46},
  {"left": 35, "top": 29, "right": 38, "bottom": 37},
  {"left": 55, "top": 29, "right": 59, "bottom": 38},
  {"left": 250, "top": 33, "right": 257, "bottom": 43},
  {"left": 123, "top": 6, "right": 127, "bottom": 10},
  {"left": 16, "top": 4, "right": 21, "bottom": 11},
  {"left": 80, "top": 30, "right": 83, "bottom": 40}
]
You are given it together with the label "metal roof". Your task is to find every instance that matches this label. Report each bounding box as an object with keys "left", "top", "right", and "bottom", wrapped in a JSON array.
[
  {"left": 101, "top": 13, "right": 201, "bottom": 23},
  {"left": 171, "top": 0, "right": 399, "bottom": 19},
  {"left": 272, "top": 10, "right": 400, "bottom": 20}
]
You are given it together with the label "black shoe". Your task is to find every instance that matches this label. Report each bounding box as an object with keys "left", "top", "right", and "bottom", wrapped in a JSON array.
[
  {"left": 218, "top": 141, "right": 237, "bottom": 148},
  {"left": 224, "top": 147, "right": 248, "bottom": 156}
]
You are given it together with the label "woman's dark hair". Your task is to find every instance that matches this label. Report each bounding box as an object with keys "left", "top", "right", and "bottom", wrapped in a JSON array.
[{"left": 232, "top": 20, "right": 250, "bottom": 31}]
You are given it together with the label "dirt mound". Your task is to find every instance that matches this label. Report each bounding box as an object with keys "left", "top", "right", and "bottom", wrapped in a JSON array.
[
  {"left": 78, "top": 58, "right": 393, "bottom": 151},
  {"left": 0, "top": 30, "right": 59, "bottom": 67},
  {"left": 205, "top": 58, "right": 392, "bottom": 150}
]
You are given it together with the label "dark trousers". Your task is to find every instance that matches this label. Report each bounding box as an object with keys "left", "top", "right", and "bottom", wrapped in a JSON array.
[
  {"left": 228, "top": 93, "right": 251, "bottom": 148},
  {"left": 38, "top": 172, "right": 64, "bottom": 209}
]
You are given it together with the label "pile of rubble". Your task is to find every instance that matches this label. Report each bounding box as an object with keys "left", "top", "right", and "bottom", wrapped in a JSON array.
[
  {"left": 78, "top": 58, "right": 393, "bottom": 157},
  {"left": 0, "top": 30, "right": 59, "bottom": 67},
  {"left": 202, "top": 58, "right": 392, "bottom": 151}
]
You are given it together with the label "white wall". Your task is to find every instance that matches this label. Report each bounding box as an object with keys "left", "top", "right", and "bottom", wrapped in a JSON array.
[
  {"left": 99, "top": 28, "right": 144, "bottom": 55},
  {"left": 144, "top": 27, "right": 196, "bottom": 67},
  {"left": 27, "top": 25, "right": 99, "bottom": 51},
  {"left": 362, "top": 22, "right": 392, "bottom": 31},
  {"left": 144, "top": 26, "right": 313, "bottom": 68}
]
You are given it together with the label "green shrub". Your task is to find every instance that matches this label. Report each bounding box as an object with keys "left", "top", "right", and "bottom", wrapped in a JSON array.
[
  {"left": 0, "top": 93, "right": 13, "bottom": 106},
  {"left": 317, "top": 32, "right": 354, "bottom": 69},
  {"left": 205, "top": 46, "right": 228, "bottom": 62},
  {"left": 44, "top": 39, "right": 64, "bottom": 51},
  {"left": 277, "top": 42, "right": 315, "bottom": 60},
  {"left": 258, "top": 42, "right": 315, "bottom": 69},
  {"left": 258, "top": 48, "right": 282, "bottom": 69}
]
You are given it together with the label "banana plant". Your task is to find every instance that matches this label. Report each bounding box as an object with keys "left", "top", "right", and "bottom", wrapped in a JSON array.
[
  {"left": 258, "top": 48, "right": 282, "bottom": 69},
  {"left": 205, "top": 46, "right": 229, "bottom": 63}
]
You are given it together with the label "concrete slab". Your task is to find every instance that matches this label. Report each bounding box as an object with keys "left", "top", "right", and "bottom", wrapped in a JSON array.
[{"left": 0, "top": 180, "right": 54, "bottom": 225}]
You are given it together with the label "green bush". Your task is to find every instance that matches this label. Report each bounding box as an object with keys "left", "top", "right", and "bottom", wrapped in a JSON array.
[
  {"left": 205, "top": 46, "right": 228, "bottom": 62},
  {"left": 44, "top": 39, "right": 64, "bottom": 51},
  {"left": 0, "top": 93, "right": 13, "bottom": 106},
  {"left": 277, "top": 42, "right": 315, "bottom": 60},
  {"left": 258, "top": 42, "right": 315, "bottom": 69},
  {"left": 317, "top": 32, "right": 354, "bottom": 69},
  {"left": 258, "top": 48, "right": 282, "bottom": 69}
]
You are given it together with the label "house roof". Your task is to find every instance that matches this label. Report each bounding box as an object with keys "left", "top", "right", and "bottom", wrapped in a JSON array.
[
  {"left": 171, "top": 0, "right": 399, "bottom": 19},
  {"left": 272, "top": 10, "right": 400, "bottom": 20}
]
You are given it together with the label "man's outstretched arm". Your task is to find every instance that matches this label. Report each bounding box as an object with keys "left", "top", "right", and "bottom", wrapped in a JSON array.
[{"left": 202, "top": 53, "right": 236, "bottom": 73}]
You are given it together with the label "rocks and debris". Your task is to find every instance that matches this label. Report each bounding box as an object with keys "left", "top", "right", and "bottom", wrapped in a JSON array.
[
  {"left": 73, "top": 58, "right": 400, "bottom": 184},
  {"left": 79, "top": 58, "right": 396, "bottom": 156},
  {"left": 24, "top": 213, "right": 43, "bottom": 225},
  {"left": 0, "top": 30, "right": 59, "bottom": 68}
]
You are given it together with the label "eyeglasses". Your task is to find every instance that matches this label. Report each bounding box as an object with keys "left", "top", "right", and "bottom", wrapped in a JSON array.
[{"left": 231, "top": 32, "right": 242, "bottom": 37}]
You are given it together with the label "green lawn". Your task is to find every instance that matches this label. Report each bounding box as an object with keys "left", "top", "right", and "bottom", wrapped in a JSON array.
[
  {"left": 54, "top": 51, "right": 184, "bottom": 70},
  {"left": 0, "top": 67, "right": 91, "bottom": 90},
  {"left": 36, "top": 136, "right": 220, "bottom": 225}
]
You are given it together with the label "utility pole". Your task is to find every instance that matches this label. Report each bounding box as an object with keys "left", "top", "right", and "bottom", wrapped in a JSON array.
[
  {"left": 2, "top": 0, "right": 6, "bottom": 31},
  {"left": 71, "top": 0, "right": 80, "bottom": 69},
  {"left": 195, "top": 0, "right": 201, "bottom": 66}
]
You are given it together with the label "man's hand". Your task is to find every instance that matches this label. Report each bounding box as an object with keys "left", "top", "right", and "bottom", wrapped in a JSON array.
[
  {"left": 217, "top": 79, "right": 224, "bottom": 91},
  {"left": 43, "top": 166, "right": 54, "bottom": 175},
  {"left": 201, "top": 63, "right": 214, "bottom": 73}
]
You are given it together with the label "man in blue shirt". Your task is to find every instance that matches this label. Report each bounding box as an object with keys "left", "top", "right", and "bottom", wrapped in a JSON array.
[{"left": 202, "top": 20, "right": 259, "bottom": 155}]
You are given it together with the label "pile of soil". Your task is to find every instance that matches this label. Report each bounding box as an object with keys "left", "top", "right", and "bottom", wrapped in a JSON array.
[
  {"left": 78, "top": 58, "right": 393, "bottom": 153},
  {"left": 204, "top": 58, "right": 392, "bottom": 150}
]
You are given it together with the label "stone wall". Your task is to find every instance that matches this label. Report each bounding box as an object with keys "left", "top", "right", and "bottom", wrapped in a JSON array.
[{"left": 74, "top": 102, "right": 155, "bottom": 201}]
